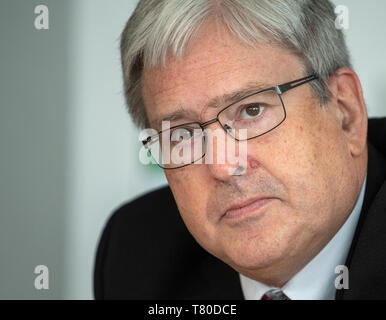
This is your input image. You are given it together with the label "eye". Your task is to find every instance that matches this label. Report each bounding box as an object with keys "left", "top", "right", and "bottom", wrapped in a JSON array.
[
  {"left": 240, "top": 103, "right": 264, "bottom": 119},
  {"left": 171, "top": 127, "right": 195, "bottom": 142}
]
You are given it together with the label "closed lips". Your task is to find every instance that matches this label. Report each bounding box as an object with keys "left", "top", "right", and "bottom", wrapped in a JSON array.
[{"left": 222, "top": 197, "right": 274, "bottom": 220}]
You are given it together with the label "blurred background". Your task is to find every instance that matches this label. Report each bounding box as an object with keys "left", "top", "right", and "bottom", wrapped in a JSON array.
[{"left": 0, "top": 0, "right": 385, "bottom": 299}]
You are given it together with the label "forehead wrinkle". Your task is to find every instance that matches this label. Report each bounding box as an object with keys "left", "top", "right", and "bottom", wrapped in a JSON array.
[
  {"left": 181, "top": 53, "right": 253, "bottom": 80},
  {"left": 147, "top": 50, "right": 255, "bottom": 99}
]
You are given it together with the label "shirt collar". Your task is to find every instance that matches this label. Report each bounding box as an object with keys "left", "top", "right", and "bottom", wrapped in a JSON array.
[{"left": 240, "top": 175, "right": 367, "bottom": 300}]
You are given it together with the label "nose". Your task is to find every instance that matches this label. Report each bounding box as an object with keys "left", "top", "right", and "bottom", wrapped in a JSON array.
[{"left": 204, "top": 122, "right": 249, "bottom": 179}]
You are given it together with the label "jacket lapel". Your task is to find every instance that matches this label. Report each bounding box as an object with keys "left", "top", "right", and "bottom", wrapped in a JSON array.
[{"left": 336, "top": 143, "right": 386, "bottom": 299}]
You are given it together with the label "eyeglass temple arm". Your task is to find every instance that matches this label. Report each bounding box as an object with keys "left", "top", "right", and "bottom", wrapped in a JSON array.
[{"left": 277, "top": 74, "right": 319, "bottom": 94}]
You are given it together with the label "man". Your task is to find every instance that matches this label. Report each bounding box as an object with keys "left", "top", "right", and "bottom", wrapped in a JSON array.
[{"left": 94, "top": 0, "right": 386, "bottom": 299}]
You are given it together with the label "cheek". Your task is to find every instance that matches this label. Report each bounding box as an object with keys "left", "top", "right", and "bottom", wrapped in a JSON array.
[{"left": 250, "top": 116, "right": 343, "bottom": 223}]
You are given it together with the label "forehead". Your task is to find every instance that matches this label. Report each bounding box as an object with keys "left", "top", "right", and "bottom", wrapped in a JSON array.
[{"left": 142, "top": 20, "right": 303, "bottom": 126}]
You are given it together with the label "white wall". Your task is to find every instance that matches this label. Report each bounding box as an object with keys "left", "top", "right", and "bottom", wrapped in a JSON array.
[
  {"left": 331, "top": 0, "right": 386, "bottom": 116},
  {"left": 1, "top": 0, "right": 385, "bottom": 299}
]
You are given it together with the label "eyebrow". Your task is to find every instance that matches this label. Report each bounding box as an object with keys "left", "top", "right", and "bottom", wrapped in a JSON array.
[{"left": 150, "top": 81, "right": 271, "bottom": 130}]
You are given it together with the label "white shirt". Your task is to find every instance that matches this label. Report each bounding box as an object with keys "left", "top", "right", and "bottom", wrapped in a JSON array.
[{"left": 240, "top": 175, "right": 367, "bottom": 300}]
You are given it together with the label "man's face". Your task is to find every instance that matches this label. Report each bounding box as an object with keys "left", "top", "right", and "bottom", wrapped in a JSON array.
[{"left": 142, "top": 21, "right": 361, "bottom": 285}]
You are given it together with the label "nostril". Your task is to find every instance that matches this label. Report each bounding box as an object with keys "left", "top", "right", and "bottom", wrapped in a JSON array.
[{"left": 230, "top": 165, "right": 246, "bottom": 176}]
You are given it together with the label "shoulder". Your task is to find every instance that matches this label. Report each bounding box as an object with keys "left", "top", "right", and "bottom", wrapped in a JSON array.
[
  {"left": 338, "top": 127, "right": 386, "bottom": 299},
  {"left": 93, "top": 186, "right": 210, "bottom": 299},
  {"left": 110, "top": 185, "right": 178, "bottom": 228},
  {"left": 368, "top": 117, "right": 386, "bottom": 157}
]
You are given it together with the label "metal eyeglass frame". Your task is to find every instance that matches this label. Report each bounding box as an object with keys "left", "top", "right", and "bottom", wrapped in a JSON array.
[{"left": 142, "top": 73, "right": 319, "bottom": 169}]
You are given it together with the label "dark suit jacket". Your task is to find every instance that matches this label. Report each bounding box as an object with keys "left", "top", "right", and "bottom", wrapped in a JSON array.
[{"left": 94, "top": 118, "right": 386, "bottom": 300}]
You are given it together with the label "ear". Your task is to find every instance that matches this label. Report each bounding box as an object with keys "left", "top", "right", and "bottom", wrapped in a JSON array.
[{"left": 327, "top": 68, "right": 367, "bottom": 158}]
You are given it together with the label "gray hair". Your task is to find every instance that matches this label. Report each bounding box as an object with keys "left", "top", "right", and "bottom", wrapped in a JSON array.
[{"left": 120, "top": 0, "right": 352, "bottom": 129}]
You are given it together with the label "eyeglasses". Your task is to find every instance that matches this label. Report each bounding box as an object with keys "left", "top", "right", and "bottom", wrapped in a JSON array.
[{"left": 142, "top": 74, "right": 319, "bottom": 169}]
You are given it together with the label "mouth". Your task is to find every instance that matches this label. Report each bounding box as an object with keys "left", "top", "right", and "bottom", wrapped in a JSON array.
[{"left": 221, "top": 196, "right": 275, "bottom": 221}]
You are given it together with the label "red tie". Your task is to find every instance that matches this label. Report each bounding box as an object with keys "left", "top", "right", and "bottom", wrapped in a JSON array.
[{"left": 261, "top": 289, "right": 291, "bottom": 300}]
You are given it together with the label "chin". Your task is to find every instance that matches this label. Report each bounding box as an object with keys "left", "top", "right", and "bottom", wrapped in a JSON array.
[
  {"left": 219, "top": 235, "right": 290, "bottom": 273},
  {"left": 230, "top": 250, "right": 284, "bottom": 273},
  {"left": 215, "top": 208, "right": 308, "bottom": 274}
]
